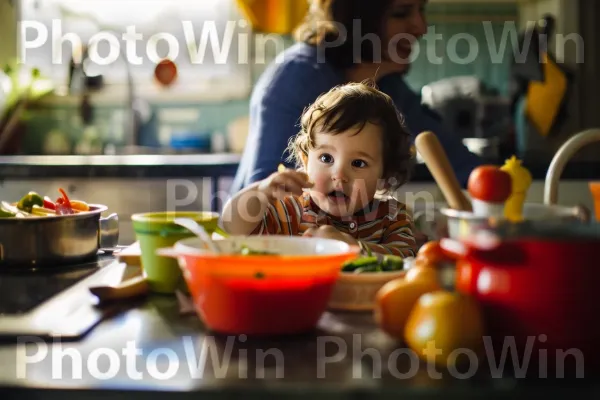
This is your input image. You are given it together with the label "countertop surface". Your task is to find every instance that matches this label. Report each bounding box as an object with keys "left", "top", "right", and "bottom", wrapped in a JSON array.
[
  {"left": 0, "top": 260, "right": 598, "bottom": 399},
  {"left": 0, "top": 153, "right": 599, "bottom": 181}
]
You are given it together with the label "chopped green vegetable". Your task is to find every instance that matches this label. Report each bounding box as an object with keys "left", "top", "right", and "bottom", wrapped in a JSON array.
[
  {"left": 1, "top": 201, "right": 27, "bottom": 218},
  {"left": 342, "top": 256, "right": 379, "bottom": 272},
  {"left": 0, "top": 206, "right": 16, "bottom": 218},
  {"left": 239, "top": 245, "right": 276, "bottom": 256},
  {"left": 17, "top": 191, "right": 44, "bottom": 213},
  {"left": 381, "top": 255, "right": 404, "bottom": 271},
  {"left": 342, "top": 254, "right": 404, "bottom": 274}
]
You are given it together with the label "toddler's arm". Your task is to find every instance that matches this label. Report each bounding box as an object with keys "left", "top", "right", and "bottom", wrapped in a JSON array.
[
  {"left": 221, "top": 170, "right": 311, "bottom": 235},
  {"left": 358, "top": 205, "right": 417, "bottom": 258},
  {"left": 221, "top": 182, "right": 270, "bottom": 235}
]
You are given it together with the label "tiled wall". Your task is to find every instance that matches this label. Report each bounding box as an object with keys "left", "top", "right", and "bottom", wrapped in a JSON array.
[{"left": 19, "top": 2, "right": 519, "bottom": 155}]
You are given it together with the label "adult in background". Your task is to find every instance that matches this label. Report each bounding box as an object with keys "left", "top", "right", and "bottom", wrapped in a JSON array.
[{"left": 230, "top": 0, "right": 481, "bottom": 194}]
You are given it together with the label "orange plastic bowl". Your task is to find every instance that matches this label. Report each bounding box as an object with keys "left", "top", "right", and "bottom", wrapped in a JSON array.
[{"left": 168, "top": 236, "right": 360, "bottom": 336}]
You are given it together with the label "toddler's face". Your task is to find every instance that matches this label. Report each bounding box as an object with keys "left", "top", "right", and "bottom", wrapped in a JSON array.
[{"left": 304, "top": 122, "right": 385, "bottom": 218}]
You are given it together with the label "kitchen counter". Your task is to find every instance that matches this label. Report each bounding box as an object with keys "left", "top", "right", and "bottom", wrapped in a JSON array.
[
  {"left": 0, "top": 259, "right": 598, "bottom": 399},
  {"left": 0, "top": 153, "right": 599, "bottom": 181},
  {"left": 0, "top": 154, "right": 242, "bottom": 179}
]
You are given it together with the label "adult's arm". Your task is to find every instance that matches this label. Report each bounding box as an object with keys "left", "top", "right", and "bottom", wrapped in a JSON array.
[
  {"left": 376, "top": 74, "right": 482, "bottom": 187},
  {"left": 231, "top": 55, "right": 342, "bottom": 192}
]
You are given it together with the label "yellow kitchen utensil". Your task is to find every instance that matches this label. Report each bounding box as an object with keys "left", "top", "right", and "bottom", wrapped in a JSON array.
[
  {"left": 525, "top": 53, "right": 567, "bottom": 137},
  {"left": 235, "top": 0, "right": 309, "bottom": 35},
  {"left": 501, "top": 156, "right": 532, "bottom": 222}
]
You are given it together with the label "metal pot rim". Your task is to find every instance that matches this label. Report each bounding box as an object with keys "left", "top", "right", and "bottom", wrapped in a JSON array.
[
  {"left": 439, "top": 202, "right": 580, "bottom": 221},
  {"left": 0, "top": 203, "right": 108, "bottom": 222}
]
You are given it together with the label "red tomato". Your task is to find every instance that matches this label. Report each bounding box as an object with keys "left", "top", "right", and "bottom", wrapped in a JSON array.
[{"left": 467, "top": 165, "right": 512, "bottom": 203}]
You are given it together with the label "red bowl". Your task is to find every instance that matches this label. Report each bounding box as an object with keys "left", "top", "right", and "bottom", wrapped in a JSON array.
[{"left": 168, "top": 236, "right": 360, "bottom": 336}]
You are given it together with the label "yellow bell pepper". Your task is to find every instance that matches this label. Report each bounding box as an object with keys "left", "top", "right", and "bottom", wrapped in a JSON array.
[
  {"left": 500, "top": 156, "right": 532, "bottom": 222},
  {"left": 70, "top": 200, "right": 90, "bottom": 212}
]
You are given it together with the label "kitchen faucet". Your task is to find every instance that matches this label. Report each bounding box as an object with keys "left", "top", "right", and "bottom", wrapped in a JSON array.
[
  {"left": 544, "top": 128, "right": 600, "bottom": 205},
  {"left": 73, "top": 44, "right": 145, "bottom": 148}
]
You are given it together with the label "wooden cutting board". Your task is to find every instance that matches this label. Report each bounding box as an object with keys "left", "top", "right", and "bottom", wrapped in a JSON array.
[{"left": 116, "top": 242, "right": 142, "bottom": 266}]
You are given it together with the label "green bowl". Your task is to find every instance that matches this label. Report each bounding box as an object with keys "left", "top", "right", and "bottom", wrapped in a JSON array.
[{"left": 131, "top": 211, "right": 221, "bottom": 294}]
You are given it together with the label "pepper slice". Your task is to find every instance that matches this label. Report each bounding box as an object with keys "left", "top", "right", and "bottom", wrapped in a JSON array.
[
  {"left": 17, "top": 191, "right": 44, "bottom": 213},
  {"left": 57, "top": 188, "right": 72, "bottom": 208},
  {"left": 55, "top": 188, "right": 74, "bottom": 215},
  {"left": 43, "top": 196, "right": 56, "bottom": 210},
  {"left": 70, "top": 200, "right": 90, "bottom": 212}
]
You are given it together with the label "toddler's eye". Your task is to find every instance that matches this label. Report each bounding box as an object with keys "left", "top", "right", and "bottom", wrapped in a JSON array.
[
  {"left": 352, "top": 159, "right": 368, "bottom": 168},
  {"left": 319, "top": 154, "right": 333, "bottom": 163}
]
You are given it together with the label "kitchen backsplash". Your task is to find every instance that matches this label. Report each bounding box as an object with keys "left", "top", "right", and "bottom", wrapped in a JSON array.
[
  {"left": 21, "top": 100, "right": 251, "bottom": 154},
  {"left": 16, "top": 1, "right": 518, "bottom": 155}
]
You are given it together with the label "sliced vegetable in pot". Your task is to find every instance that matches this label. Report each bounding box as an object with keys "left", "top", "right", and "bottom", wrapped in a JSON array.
[
  {"left": 70, "top": 200, "right": 90, "bottom": 211},
  {"left": 16, "top": 191, "right": 44, "bottom": 213},
  {"left": 0, "top": 202, "right": 18, "bottom": 218},
  {"left": 55, "top": 188, "right": 74, "bottom": 215},
  {"left": 0, "top": 188, "right": 92, "bottom": 218},
  {"left": 43, "top": 196, "right": 56, "bottom": 210}
]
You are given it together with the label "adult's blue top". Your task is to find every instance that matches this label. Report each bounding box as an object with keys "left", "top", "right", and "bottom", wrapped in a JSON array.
[{"left": 230, "top": 42, "right": 481, "bottom": 194}]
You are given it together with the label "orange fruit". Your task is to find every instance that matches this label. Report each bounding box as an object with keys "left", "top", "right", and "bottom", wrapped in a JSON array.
[
  {"left": 374, "top": 277, "right": 441, "bottom": 340},
  {"left": 413, "top": 256, "right": 437, "bottom": 268},
  {"left": 405, "top": 265, "right": 439, "bottom": 284},
  {"left": 404, "top": 290, "right": 485, "bottom": 368},
  {"left": 417, "top": 240, "right": 448, "bottom": 265}
]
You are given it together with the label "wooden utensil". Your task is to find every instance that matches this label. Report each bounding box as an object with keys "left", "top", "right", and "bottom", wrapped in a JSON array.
[
  {"left": 415, "top": 131, "right": 473, "bottom": 211},
  {"left": 89, "top": 275, "right": 149, "bottom": 303}
]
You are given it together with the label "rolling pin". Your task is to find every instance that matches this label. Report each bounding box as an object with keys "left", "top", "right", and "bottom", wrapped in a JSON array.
[{"left": 415, "top": 131, "right": 473, "bottom": 212}]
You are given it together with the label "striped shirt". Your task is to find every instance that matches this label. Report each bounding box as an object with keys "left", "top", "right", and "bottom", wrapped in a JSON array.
[{"left": 251, "top": 193, "right": 417, "bottom": 257}]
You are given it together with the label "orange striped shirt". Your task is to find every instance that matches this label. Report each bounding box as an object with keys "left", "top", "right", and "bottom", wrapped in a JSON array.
[{"left": 251, "top": 193, "right": 417, "bottom": 257}]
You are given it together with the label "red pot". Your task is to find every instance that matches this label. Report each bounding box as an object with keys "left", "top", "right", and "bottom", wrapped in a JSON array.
[{"left": 441, "top": 223, "right": 600, "bottom": 368}]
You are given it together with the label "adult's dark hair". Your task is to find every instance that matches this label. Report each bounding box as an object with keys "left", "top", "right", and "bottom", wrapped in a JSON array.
[{"left": 294, "top": 0, "right": 394, "bottom": 70}]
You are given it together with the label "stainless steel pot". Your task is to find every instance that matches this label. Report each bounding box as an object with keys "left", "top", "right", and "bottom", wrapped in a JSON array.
[
  {"left": 414, "top": 202, "right": 590, "bottom": 241},
  {"left": 439, "top": 202, "right": 590, "bottom": 240},
  {"left": 0, "top": 204, "right": 119, "bottom": 269}
]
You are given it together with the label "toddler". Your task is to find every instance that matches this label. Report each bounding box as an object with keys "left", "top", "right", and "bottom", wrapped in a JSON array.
[{"left": 221, "top": 82, "right": 417, "bottom": 257}]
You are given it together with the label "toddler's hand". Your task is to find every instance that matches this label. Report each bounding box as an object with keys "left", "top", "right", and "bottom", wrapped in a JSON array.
[
  {"left": 303, "top": 225, "right": 358, "bottom": 246},
  {"left": 258, "top": 170, "right": 313, "bottom": 200}
]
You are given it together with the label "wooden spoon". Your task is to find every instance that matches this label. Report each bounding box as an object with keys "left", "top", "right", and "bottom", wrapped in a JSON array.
[
  {"left": 415, "top": 131, "right": 473, "bottom": 211},
  {"left": 89, "top": 275, "right": 149, "bottom": 303}
]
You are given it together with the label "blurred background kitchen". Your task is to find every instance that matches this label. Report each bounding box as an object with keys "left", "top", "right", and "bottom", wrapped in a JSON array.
[{"left": 0, "top": 0, "right": 598, "bottom": 243}]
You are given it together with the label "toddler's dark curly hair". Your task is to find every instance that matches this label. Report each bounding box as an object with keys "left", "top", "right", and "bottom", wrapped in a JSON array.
[{"left": 286, "top": 80, "right": 414, "bottom": 192}]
